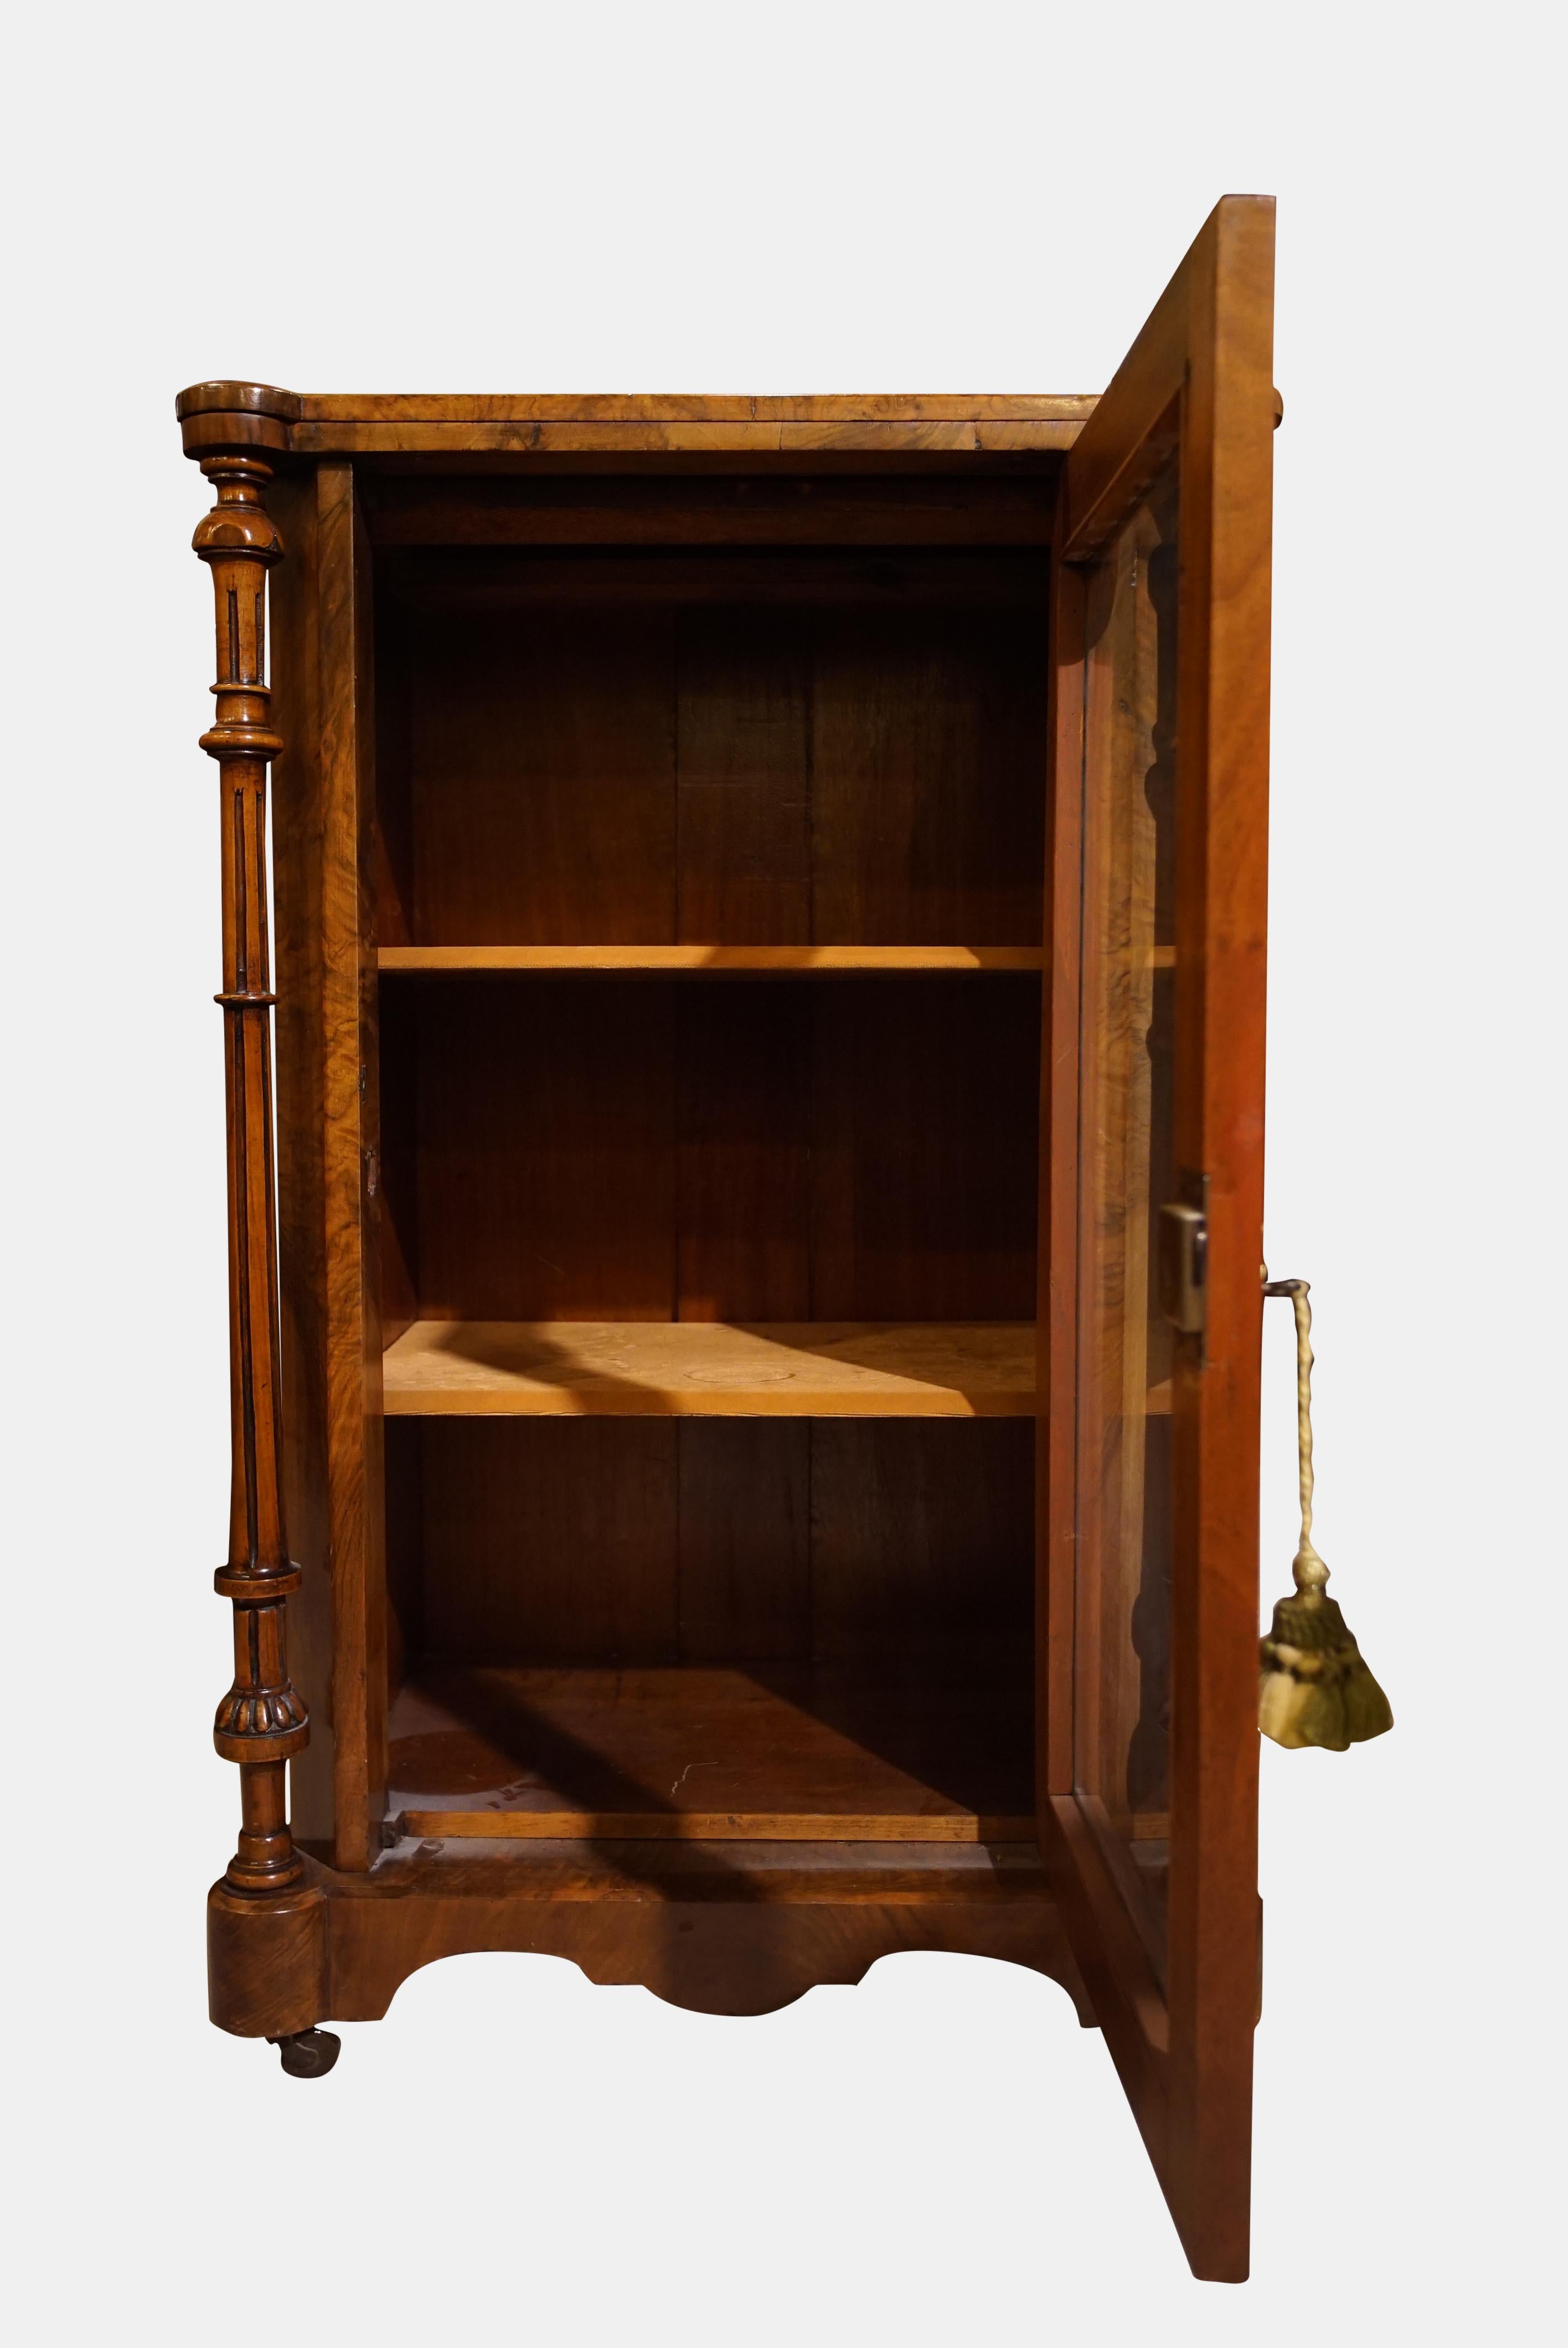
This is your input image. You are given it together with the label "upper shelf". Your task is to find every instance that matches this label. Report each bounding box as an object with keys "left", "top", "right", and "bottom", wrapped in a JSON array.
[
  {"left": 383, "top": 1320, "right": 1038, "bottom": 1418},
  {"left": 382, "top": 1320, "right": 1178, "bottom": 1420},
  {"left": 378, "top": 945, "right": 1045, "bottom": 975}
]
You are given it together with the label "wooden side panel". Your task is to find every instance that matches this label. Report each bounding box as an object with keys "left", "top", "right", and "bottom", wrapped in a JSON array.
[
  {"left": 1038, "top": 548, "right": 1085, "bottom": 1798},
  {"left": 265, "top": 459, "right": 388, "bottom": 1870},
  {"left": 317, "top": 462, "right": 388, "bottom": 1872},
  {"left": 269, "top": 467, "right": 333, "bottom": 1847}
]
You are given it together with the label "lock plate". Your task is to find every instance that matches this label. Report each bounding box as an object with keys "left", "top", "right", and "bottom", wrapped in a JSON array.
[{"left": 1158, "top": 1190, "right": 1208, "bottom": 1337}]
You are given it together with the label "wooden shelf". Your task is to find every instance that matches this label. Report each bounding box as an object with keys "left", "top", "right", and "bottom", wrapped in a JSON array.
[
  {"left": 378, "top": 945, "right": 1044, "bottom": 974},
  {"left": 382, "top": 1320, "right": 1038, "bottom": 1417},
  {"left": 388, "top": 1666, "right": 1034, "bottom": 1844},
  {"left": 379, "top": 1323, "right": 1177, "bottom": 1420}
]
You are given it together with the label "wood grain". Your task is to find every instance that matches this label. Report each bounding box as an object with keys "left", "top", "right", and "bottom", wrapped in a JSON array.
[
  {"left": 301, "top": 393, "right": 1097, "bottom": 422},
  {"left": 290, "top": 419, "right": 1084, "bottom": 457},
  {"left": 382, "top": 1319, "right": 1038, "bottom": 1416},
  {"left": 316, "top": 461, "right": 390, "bottom": 1871},
  {"left": 207, "top": 1881, "right": 327, "bottom": 2040}
]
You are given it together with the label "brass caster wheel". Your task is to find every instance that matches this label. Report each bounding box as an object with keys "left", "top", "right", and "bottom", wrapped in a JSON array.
[{"left": 270, "top": 2027, "right": 341, "bottom": 2078}]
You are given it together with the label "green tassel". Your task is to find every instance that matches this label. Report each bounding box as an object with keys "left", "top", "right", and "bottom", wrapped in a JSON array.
[{"left": 1258, "top": 1564, "right": 1394, "bottom": 1752}]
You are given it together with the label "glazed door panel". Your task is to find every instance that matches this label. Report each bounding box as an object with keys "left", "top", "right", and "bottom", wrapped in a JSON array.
[{"left": 1039, "top": 194, "right": 1275, "bottom": 2282}]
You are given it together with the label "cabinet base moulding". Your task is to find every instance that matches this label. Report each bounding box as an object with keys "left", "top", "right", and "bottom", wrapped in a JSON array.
[{"left": 205, "top": 1844, "right": 1095, "bottom": 2027}]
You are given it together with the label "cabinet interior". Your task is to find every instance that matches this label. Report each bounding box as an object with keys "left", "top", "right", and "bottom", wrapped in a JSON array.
[{"left": 365, "top": 477, "right": 1053, "bottom": 1843}]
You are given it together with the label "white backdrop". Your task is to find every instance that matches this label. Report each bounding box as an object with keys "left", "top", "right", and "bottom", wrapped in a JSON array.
[{"left": 4, "top": 3, "right": 1557, "bottom": 2336}]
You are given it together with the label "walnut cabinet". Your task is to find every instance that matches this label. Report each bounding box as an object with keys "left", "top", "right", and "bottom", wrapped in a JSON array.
[{"left": 181, "top": 194, "right": 1276, "bottom": 2281}]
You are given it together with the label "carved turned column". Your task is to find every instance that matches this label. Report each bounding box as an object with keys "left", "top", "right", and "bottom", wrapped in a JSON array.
[
  {"left": 188, "top": 418, "right": 308, "bottom": 1896},
  {"left": 183, "top": 388, "right": 329, "bottom": 2059}
]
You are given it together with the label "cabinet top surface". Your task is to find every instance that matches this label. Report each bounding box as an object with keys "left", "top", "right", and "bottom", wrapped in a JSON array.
[{"left": 176, "top": 383, "right": 1097, "bottom": 458}]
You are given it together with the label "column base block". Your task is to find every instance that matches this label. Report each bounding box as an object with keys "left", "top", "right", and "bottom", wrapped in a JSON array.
[{"left": 208, "top": 1878, "right": 329, "bottom": 2038}]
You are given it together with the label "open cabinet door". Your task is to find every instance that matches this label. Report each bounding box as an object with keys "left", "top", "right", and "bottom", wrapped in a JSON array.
[{"left": 1039, "top": 194, "right": 1274, "bottom": 2282}]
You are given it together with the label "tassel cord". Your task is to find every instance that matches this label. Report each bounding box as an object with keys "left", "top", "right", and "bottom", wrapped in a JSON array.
[{"left": 1262, "top": 1270, "right": 1328, "bottom": 1600}]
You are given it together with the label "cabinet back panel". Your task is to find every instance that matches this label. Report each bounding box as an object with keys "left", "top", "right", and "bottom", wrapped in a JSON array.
[
  {"left": 364, "top": 471, "right": 1060, "bottom": 552},
  {"left": 377, "top": 552, "right": 1047, "bottom": 948},
  {"left": 411, "top": 598, "right": 678, "bottom": 944},
  {"left": 389, "top": 974, "right": 1039, "bottom": 1322},
  {"left": 407, "top": 1418, "right": 1031, "bottom": 1670},
  {"left": 420, "top": 1419, "right": 682, "bottom": 1665},
  {"left": 411, "top": 976, "right": 677, "bottom": 1321}
]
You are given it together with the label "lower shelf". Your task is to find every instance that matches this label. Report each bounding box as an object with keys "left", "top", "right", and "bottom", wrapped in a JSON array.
[{"left": 388, "top": 1664, "right": 1034, "bottom": 1842}]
